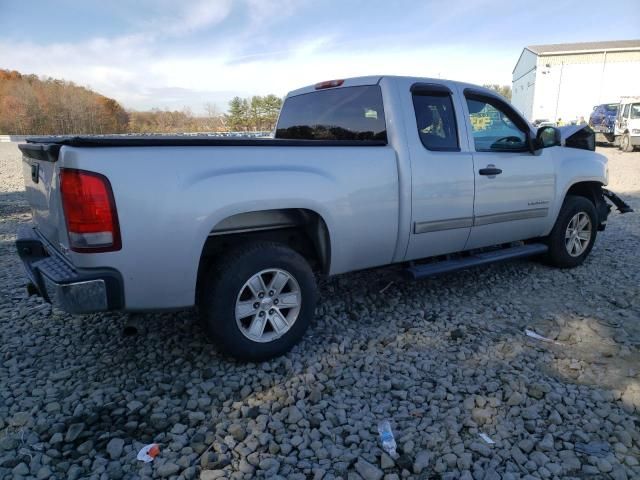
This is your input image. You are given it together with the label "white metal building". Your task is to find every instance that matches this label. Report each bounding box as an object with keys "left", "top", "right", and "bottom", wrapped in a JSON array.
[{"left": 511, "top": 40, "right": 640, "bottom": 123}]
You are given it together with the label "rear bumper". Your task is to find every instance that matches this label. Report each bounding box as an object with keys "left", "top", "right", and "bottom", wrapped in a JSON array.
[
  {"left": 15, "top": 226, "right": 124, "bottom": 313},
  {"left": 594, "top": 132, "right": 615, "bottom": 143},
  {"left": 592, "top": 126, "right": 614, "bottom": 134}
]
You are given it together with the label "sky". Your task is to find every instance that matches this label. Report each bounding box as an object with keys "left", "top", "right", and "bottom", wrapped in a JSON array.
[{"left": 0, "top": 0, "right": 639, "bottom": 114}]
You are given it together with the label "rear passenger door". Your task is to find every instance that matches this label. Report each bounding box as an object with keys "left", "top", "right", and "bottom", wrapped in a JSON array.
[{"left": 403, "top": 82, "right": 475, "bottom": 261}]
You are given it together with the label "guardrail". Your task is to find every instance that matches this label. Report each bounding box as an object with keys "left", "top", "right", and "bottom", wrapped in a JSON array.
[{"left": 0, "top": 132, "right": 272, "bottom": 142}]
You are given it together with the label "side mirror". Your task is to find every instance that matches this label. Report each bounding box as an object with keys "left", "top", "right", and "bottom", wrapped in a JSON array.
[{"left": 533, "top": 126, "right": 560, "bottom": 150}]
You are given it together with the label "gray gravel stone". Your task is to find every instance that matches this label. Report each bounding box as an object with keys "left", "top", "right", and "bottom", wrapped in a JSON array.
[
  {"left": 65, "top": 423, "right": 85, "bottom": 442},
  {"left": 413, "top": 450, "right": 431, "bottom": 474},
  {"left": 380, "top": 452, "right": 395, "bottom": 469},
  {"left": 287, "top": 406, "right": 304, "bottom": 424},
  {"left": 77, "top": 440, "right": 93, "bottom": 455},
  {"left": 106, "top": 437, "right": 124, "bottom": 459},
  {"left": 354, "top": 457, "right": 383, "bottom": 480},
  {"left": 157, "top": 461, "right": 180, "bottom": 477},
  {"left": 0, "top": 143, "right": 639, "bottom": 480}
]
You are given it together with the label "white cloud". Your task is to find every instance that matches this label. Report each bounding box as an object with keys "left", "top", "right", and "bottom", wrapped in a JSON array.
[
  {"left": 0, "top": 0, "right": 515, "bottom": 114},
  {"left": 143, "top": 0, "right": 234, "bottom": 36}
]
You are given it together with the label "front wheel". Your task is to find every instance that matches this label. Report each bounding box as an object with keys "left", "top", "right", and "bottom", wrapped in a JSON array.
[
  {"left": 545, "top": 195, "right": 598, "bottom": 268},
  {"left": 620, "top": 133, "right": 634, "bottom": 152},
  {"left": 199, "top": 242, "right": 317, "bottom": 361}
]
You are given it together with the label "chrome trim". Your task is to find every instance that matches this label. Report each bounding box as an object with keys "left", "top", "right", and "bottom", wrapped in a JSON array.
[
  {"left": 41, "top": 274, "right": 108, "bottom": 314},
  {"left": 414, "top": 208, "right": 549, "bottom": 234},
  {"left": 474, "top": 208, "right": 549, "bottom": 226},
  {"left": 414, "top": 217, "right": 474, "bottom": 234}
]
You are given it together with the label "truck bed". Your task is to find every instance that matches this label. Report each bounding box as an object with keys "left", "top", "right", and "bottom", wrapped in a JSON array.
[{"left": 21, "top": 135, "right": 387, "bottom": 162}]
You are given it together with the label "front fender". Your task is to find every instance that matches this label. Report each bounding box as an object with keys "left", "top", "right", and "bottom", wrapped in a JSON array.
[{"left": 546, "top": 148, "right": 608, "bottom": 235}]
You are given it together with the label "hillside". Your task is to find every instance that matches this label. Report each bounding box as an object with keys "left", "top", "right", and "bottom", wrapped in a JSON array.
[
  {"left": 0, "top": 69, "right": 129, "bottom": 135},
  {"left": 0, "top": 70, "right": 278, "bottom": 135}
]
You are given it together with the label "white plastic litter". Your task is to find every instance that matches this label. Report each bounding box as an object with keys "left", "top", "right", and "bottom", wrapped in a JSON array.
[
  {"left": 524, "top": 329, "right": 558, "bottom": 344},
  {"left": 479, "top": 432, "right": 495, "bottom": 444},
  {"left": 377, "top": 420, "right": 398, "bottom": 458},
  {"left": 379, "top": 281, "right": 394, "bottom": 294},
  {"left": 137, "top": 443, "right": 160, "bottom": 463}
]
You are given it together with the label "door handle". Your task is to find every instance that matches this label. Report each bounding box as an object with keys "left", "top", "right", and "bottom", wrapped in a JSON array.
[{"left": 479, "top": 165, "right": 502, "bottom": 176}]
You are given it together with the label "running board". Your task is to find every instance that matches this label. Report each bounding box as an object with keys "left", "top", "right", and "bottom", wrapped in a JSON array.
[{"left": 406, "top": 243, "right": 548, "bottom": 280}]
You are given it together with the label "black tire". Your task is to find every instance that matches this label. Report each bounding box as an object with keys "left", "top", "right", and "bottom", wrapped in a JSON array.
[
  {"left": 545, "top": 195, "right": 598, "bottom": 268},
  {"left": 199, "top": 242, "right": 317, "bottom": 362},
  {"left": 620, "top": 133, "right": 633, "bottom": 152}
]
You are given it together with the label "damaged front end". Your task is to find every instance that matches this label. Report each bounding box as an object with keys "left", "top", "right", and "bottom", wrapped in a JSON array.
[
  {"left": 553, "top": 125, "right": 634, "bottom": 223},
  {"left": 558, "top": 124, "right": 596, "bottom": 151},
  {"left": 602, "top": 188, "right": 634, "bottom": 214},
  {"left": 595, "top": 187, "right": 634, "bottom": 232}
]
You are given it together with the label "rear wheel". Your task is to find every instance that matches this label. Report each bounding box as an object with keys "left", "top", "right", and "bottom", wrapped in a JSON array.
[
  {"left": 545, "top": 195, "right": 598, "bottom": 268},
  {"left": 620, "top": 133, "right": 633, "bottom": 152},
  {"left": 199, "top": 242, "right": 317, "bottom": 361}
]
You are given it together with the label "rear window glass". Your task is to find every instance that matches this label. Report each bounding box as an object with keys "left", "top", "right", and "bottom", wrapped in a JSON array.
[{"left": 275, "top": 86, "right": 387, "bottom": 141}]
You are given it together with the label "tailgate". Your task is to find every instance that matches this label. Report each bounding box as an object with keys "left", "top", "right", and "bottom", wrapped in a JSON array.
[{"left": 18, "top": 143, "right": 66, "bottom": 249}]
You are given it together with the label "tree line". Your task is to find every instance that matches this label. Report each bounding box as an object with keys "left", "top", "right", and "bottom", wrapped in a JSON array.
[
  {"left": 0, "top": 70, "right": 511, "bottom": 135},
  {"left": 0, "top": 70, "right": 129, "bottom": 135},
  {"left": 226, "top": 95, "right": 283, "bottom": 132},
  {"left": 0, "top": 70, "right": 282, "bottom": 135},
  {"left": 482, "top": 84, "right": 512, "bottom": 101}
]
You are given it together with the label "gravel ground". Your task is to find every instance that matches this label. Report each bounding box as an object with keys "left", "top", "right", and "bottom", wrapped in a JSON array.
[{"left": 0, "top": 142, "right": 639, "bottom": 480}]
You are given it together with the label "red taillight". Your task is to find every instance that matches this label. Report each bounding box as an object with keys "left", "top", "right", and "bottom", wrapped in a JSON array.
[
  {"left": 314, "top": 79, "right": 344, "bottom": 90},
  {"left": 60, "top": 168, "right": 121, "bottom": 252}
]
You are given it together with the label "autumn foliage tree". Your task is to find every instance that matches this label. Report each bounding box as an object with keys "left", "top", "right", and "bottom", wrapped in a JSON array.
[
  {"left": 0, "top": 69, "right": 129, "bottom": 134},
  {"left": 0, "top": 69, "right": 281, "bottom": 135}
]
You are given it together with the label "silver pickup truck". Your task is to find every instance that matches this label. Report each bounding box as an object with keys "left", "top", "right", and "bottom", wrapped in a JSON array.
[{"left": 17, "top": 75, "right": 632, "bottom": 361}]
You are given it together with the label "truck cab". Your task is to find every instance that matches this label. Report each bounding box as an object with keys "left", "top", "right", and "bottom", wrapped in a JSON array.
[
  {"left": 615, "top": 97, "right": 640, "bottom": 152},
  {"left": 589, "top": 103, "right": 618, "bottom": 143}
]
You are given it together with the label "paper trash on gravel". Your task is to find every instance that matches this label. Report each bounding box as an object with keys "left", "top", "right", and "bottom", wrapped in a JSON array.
[
  {"left": 479, "top": 433, "right": 495, "bottom": 444},
  {"left": 137, "top": 443, "right": 160, "bottom": 462},
  {"left": 524, "top": 329, "right": 559, "bottom": 344}
]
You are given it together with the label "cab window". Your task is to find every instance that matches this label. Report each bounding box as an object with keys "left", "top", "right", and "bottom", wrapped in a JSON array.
[
  {"left": 465, "top": 96, "right": 527, "bottom": 152},
  {"left": 412, "top": 93, "right": 459, "bottom": 151},
  {"left": 276, "top": 85, "right": 387, "bottom": 141}
]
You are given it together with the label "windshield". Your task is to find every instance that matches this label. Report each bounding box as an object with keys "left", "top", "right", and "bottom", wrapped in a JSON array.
[
  {"left": 276, "top": 85, "right": 387, "bottom": 141},
  {"left": 630, "top": 103, "right": 640, "bottom": 119},
  {"left": 604, "top": 104, "right": 618, "bottom": 113}
]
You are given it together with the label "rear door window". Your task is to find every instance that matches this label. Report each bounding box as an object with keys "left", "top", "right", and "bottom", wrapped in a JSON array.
[
  {"left": 276, "top": 86, "right": 387, "bottom": 141},
  {"left": 412, "top": 93, "right": 459, "bottom": 151}
]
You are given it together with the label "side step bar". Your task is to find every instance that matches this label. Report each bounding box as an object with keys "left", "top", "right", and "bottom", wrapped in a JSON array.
[{"left": 407, "top": 243, "right": 548, "bottom": 280}]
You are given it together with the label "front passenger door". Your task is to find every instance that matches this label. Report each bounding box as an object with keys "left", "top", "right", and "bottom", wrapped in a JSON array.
[{"left": 463, "top": 91, "right": 555, "bottom": 250}]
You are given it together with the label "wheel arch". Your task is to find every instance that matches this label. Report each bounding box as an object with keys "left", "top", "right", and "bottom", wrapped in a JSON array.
[
  {"left": 565, "top": 181, "right": 604, "bottom": 206},
  {"left": 195, "top": 208, "right": 331, "bottom": 302},
  {"left": 561, "top": 180, "right": 609, "bottom": 231}
]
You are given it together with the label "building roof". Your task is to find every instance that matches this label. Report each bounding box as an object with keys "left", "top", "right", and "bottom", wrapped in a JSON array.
[{"left": 526, "top": 39, "right": 640, "bottom": 55}]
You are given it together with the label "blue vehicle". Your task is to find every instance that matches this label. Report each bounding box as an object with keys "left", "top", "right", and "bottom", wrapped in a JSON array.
[{"left": 589, "top": 103, "right": 618, "bottom": 142}]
